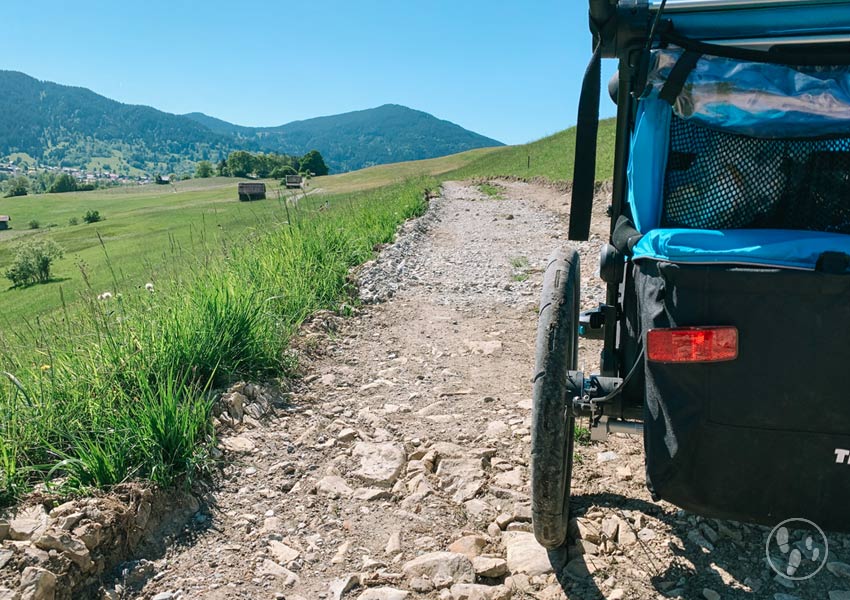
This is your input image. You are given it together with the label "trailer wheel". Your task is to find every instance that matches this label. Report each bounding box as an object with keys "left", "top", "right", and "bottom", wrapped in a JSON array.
[{"left": 531, "top": 248, "right": 580, "bottom": 549}]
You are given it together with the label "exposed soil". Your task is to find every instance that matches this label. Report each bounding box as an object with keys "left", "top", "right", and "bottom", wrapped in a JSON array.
[{"left": 98, "top": 180, "right": 850, "bottom": 600}]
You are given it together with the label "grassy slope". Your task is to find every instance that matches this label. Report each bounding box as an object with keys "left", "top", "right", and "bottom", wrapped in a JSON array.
[
  {"left": 311, "top": 118, "right": 616, "bottom": 190},
  {"left": 445, "top": 118, "right": 616, "bottom": 182}
]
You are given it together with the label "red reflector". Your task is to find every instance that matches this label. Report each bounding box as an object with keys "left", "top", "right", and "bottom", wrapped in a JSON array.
[{"left": 646, "top": 327, "right": 738, "bottom": 363}]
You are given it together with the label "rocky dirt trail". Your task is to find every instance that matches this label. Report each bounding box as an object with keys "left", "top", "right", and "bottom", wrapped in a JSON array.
[{"left": 115, "top": 180, "right": 850, "bottom": 600}]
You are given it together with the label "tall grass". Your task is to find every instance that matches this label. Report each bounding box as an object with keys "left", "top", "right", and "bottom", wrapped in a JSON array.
[{"left": 0, "top": 179, "right": 431, "bottom": 502}]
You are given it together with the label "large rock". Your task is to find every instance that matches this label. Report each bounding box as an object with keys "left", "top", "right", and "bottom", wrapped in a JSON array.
[
  {"left": 473, "top": 556, "right": 508, "bottom": 578},
  {"left": 536, "top": 584, "right": 567, "bottom": 599},
  {"left": 353, "top": 487, "right": 392, "bottom": 501},
  {"left": 616, "top": 518, "right": 637, "bottom": 546},
  {"left": 268, "top": 540, "right": 300, "bottom": 564},
  {"left": 10, "top": 506, "right": 48, "bottom": 541},
  {"left": 438, "top": 459, "right": 485, "bottom": 484},
  {"left": 569, "top": 518, "right": 601, "bottom": 544},
  {"left": 329, "top": 575, "right": 360, "bottom": 600},
  {"left": 702, "top": 589, "right": 720, "bottom": 600},
  {"left": 447, "top": 535, "right": 487, "bottom": 559},
  {"left": 220, "top": 391, "right": 247, "bottom": 422},
  {"left": 358, "top": 588, "right": 410, "bottom": 600},
  {"left": 484, "top": 421, "right": 510, "bottom": 438},
  {"left": 464, "top": 499, "right": 492, "bottom": 519},
  {"left": 220, "top": 436, "right": 256, "bottom": 453},
  {"left": 258, "top": 559, "right": 299, "bottom": 586},
  {"left": 34, "top": 531, "right": 93, "bottom": 571},
  {"left": 316, "top": 476, "right": 354, "bottom": 498},
  {"left": 402, "top": 552, "right": 475, "bottom": 588},
  {"left": 450, "top": 583, "right": 512, "bottom": 600},
  {"left": 502, "top": 531, "right": 554, "bottom": 576},
  {"left": 386, "top": 531, "right": 402, "bottom": 555},
  {"left": 564, "top": 557, "right": 599, "bottom": 580},
  {"left": 493, "top": 469, "right": 524, "bottom": 489},
  {"left": 437, "top": 458, "right": 486, "bottom": 504},
  {"left": 430, "top": 441, "right": 467, "bottom": 457},
  {"left": 452, "top": 480, "right": 484, "bottom": 504},
  {"left": 353, "top": 442, "right": 406, "bottom": 487},
  {"left": 19, "top": 567, "right": 56, "bottom": 600}
]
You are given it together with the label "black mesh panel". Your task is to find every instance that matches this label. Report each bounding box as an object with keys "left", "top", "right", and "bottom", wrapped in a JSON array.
[{"left": 663, "top": 116, "right": 850, "bottom": 233}]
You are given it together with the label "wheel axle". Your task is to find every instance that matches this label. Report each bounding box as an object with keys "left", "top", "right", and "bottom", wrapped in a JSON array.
[{"left": 565, "top": 370, "right": 643, "bottom": 441}]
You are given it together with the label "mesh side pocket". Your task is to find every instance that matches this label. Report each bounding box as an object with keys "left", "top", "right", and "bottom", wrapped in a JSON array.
[{"left": 663, "top": 116, "right": 850, "bottom": 233}]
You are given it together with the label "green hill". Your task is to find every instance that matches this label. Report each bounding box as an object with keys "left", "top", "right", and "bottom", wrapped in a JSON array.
[
  {"left": 0, "top": 71, "right": 503, "bottom": 175},
  {"left": 0, "top": 71, "right": 234, "bottom": 176}
]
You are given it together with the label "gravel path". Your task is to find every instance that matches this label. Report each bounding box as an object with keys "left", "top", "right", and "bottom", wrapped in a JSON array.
[{"left": 124, "top": 181, "right": 850, "bottom": 600}]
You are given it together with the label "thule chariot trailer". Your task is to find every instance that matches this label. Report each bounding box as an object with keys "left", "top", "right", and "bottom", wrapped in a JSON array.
[{"left": 532, "top": 0, "right": 850, "bottom": 548}]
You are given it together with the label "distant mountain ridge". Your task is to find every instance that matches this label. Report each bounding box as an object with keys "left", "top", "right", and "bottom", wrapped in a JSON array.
[
  {"left": 183, "top": 105, "right": 504, "bottom": 173},
  {"left": 0, "top": 70, "right": 503, "bottom": 175}
]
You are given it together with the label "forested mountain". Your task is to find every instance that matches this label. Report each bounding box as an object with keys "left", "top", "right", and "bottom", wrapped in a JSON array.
[
  {"left": 0, "top": 71, "right": 234, "bottom": 175},
  {"left": 0, "top": 71, "right": 503, "bottom": 175},
  {"left": 184, "top": 105, "right": 505, "bottom": 173}
]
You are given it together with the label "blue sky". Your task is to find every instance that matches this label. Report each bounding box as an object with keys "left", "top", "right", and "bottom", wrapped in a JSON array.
[{"left": 0, "top": 1, "right": 617, "bottom": 145}]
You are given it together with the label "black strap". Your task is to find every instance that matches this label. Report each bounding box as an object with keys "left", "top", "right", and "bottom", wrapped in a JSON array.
[
  {"left": 568, "top": 43, "right": 602, "bottom": 242},
  {"left": 663, "top": 30, "right": 850, "bottom": 67},
  {"left": 612, "top": 215, "right": 643, "bottom": 256},
  {"left": 659, "top": 50, "right": 701, "bottom": 105}
]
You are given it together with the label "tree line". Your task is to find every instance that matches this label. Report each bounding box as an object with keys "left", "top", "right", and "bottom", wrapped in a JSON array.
[
  {"left": 1, "top": 172, "right": 100, "bottom": 198},
  {"left": 196, "top": 149, "right": 329, "bottom": 180}
]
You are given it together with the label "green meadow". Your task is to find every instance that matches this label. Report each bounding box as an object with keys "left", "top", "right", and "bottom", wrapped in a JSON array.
[
  {"left": 0, "top": 178, "right": 302, "bottom": 320},
  {"left": 0, "top": 119, "right": 616, "bottom": 323}
]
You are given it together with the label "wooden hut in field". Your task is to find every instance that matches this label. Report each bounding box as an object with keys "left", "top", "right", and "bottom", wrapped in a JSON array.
[
  {"left": 238, "top": 182, "right": 266, "bottom": 201},
  {"left": 0, "top": 216, "right": 9, "bottom": 231}
]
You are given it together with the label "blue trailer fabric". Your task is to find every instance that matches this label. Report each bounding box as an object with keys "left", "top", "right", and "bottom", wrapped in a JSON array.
[
  {"left": 628, "top": 45, "right": 850, "bottom": 269},
  {"left": 628, "top": 98, "right": 670, "bottom": 233},
  {"left": 632, "top": 228, "right": 850, "bottom": 270}
]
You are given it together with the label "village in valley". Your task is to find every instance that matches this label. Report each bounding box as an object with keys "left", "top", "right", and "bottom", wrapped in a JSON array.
[{"left": 0, "top": 158, "right": 151, "bottom": 186}]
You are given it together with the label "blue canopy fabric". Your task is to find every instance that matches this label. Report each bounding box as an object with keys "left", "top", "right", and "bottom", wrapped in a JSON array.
[
  {"left": 661, "top": 3, "right": 850, "bottom": 42},
  {"left": 645, "top": 48, "right": 850, "bottom": 138},
  {"left": 628, "top": 98, "right": 669, "bottom": 233},
  {"left": 633, "top": 228, "right": 850, "bottom": 270}
]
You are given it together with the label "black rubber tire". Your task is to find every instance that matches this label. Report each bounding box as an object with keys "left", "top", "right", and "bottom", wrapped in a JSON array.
[{"left": 531, "top": 248, "right": 580, "bottom": 549}]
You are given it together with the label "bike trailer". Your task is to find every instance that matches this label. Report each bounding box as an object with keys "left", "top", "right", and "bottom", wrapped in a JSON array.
[{"left": 532, "top": 0, "right": 850, "bottom": 548}]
